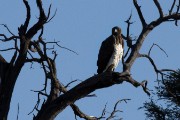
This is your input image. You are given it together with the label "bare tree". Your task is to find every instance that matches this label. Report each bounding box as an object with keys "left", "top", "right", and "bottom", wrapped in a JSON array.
[{"left": 0, "top": 0, "right": 180, "bottom": 120}]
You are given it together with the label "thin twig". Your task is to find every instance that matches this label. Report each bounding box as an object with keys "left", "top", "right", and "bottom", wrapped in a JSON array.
[
  {"left": 46, "top": 41, "right": 79, "bottom": 55},
  {"left": 16, "top": 103, "right": 19, "bottom": 120},
  {"left": 106, "top": 99, "right": 131, "bottom": 120},
  {"left": 0, "top": 48, "right": 16, "bottom": 52},
  {"left": 0, "top": 34, "right": 19, "bottom": 41},
  {"left": 169, "top": 0, "right": 177, "bottom": 15},
  {"left": 148, "top": 43, "right": 168, "bottom": 57},
  {"left": 65, "top": 79, "right": 80, "bottom": 88},
  {"left": 175, "top": 0, "right": 180, "bottom": 26},
  {"left": 46, "top": 4, "right": 57, "bottom": 23},
  {"left": 0, "top": 24, "right": 15, "bottom": 36}
]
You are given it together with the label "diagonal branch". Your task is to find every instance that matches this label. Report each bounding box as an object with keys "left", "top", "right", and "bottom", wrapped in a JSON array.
[
  {"left": 59, "top": 82, "right": 98, "bottom": 120},
  {"left": 0, "top": 24, "right": 15, "bottom": 36},
  {"left": 124, "top": 10, "right": 180, "bottom": 72},
  {"left": 26, "top": 0, "right": 47, "bottom": 39},
  {"left": 0, "top": 54, "right": 7, "bottom": 63},
  {"left": 23, "top": 0, "right": 31, "bottom": 33},
  {"left": 169, "top": 0, "right": 177, "bottom": 15},
  {"left": 175, "top": 0, "right": 180, "bottom": 26},
  {"left": 153, "top": 0, "right": 163, "bottom": 18},
  {"left": 133, "top": 0, "right": 147, "bottom": 28}
]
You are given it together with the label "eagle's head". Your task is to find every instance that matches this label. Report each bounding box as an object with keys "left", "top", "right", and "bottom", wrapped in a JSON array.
[{"left": 112, "top": 26, "right": 121, "bottom": 36}]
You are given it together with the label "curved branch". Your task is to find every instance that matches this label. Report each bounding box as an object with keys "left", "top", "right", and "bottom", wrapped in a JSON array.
[
  {"left": 148, "top": 43, "right": 168, "bottom": 57},
  {"left": 153, "top": 0, "right": 163, "bottom": 18},
  {"left": 124, "top": 10, "right": 180, "bottom": 72},
  {"left": 106, "top": 99, "right": 130, "bottom": 120},
  {"left": 138, "top": 54, "right": 160, "bottom": 73},
  {"left": 0, "top": 24, "right": 15, "bottom": 36},
  {"left": 23, "top": 0, "right": 31, "bottom": 33},
  {"left": 0, "top": 34, "right": 19, "bottom": 41},
  {"left": 26, "top": 0, "right": 47, "bottom": 39},
  {"left": 138, "top": 54, "right": 177, "bottom": 76}
]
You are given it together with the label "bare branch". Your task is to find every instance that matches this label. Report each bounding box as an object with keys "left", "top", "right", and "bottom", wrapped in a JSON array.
[
  {"left": 65, "top": 80, "right": 80, "bottom": 88},
  {"left": 138, "top": 54, "right": 177, "bottom": 78},
  {"left": 139, "top": 54, "right": 159, "bottom": 73},
  {"left": 133, "top": 0, "right": 147, "bottom": 27},
  {"left": 25, "top": 58, "right": 44, "bottom": 63},
  {"left": 148, "top": 43, "right": 168, "bottom": 57},
  {"left": 124, "top": 12, "right": 134, "bottom": 48},
  {"left": 106, "top": 99, "right": 130, "bottom": 120},
  {"left": 46, "top": 4, "right": 57, "bottom": 23},
  {"left": 25, "top": 0, "right": 47, "bottom": 39},
  {"left": 124, "top": 10, "right": 180, "bottom": 72},
  {"left": 31, "top": 90, "right": 48, "bottom": 97},
  {"left": 148, "top": 13, "right": 180, "bottom": 30},
  {"left": 71, "top": 104, "right": 97, "bottom": 120},
  {"left": 159, "top": 69, "right": 178, "bottom": 74},
  {"left": 153, "top": 0, "right": 163, "bottom": 18},
  {"left": 0, "top": 34, "right": 19, "bottom": 41},
  {"left": 23, "top": 0, "right": 31, "bottom": 33},
  {"left": 175, "top": 0, "right": 180, "bottom": 26},
  {"left": 16, "top": 103, "right": 19, "bottom": 120},
  {"left": 0, "top": 24, "right": 15, "bottom": 36},
  {"left": 41, "top": 61, "right": 49, "bottom": 93},
  {"left": 169, "top": 0, "right": 177, "bottom": 15},
  {"left": 28, "top": 96, "right": 41, "bottom": 115},
  {"left": 34, "top": 71, "right": 151, "bottom": 120},
  {"left": 0, "top": 48, "right": 16, "bottom": 52},
  {"left": 38, "top": 27, "right": 44, "bottom": 40},
  {"left": 97, "top": 103, "right": 107, "bottom": 119},
  {"left": 46, "top": 40, "right": 79, "bottom": 55},
  {"left": 123, "top": 47, "right": 130, "bottom": 59}
]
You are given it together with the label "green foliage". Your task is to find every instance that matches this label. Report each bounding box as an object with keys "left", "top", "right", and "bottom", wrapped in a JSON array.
[{"left": 141, "top": 70, "right": 180, "bottom": 120}]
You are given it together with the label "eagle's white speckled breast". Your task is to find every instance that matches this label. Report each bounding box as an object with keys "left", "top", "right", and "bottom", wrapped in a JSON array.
[{"left": 104, "top": 43, "right": 123, "bottom": 72}]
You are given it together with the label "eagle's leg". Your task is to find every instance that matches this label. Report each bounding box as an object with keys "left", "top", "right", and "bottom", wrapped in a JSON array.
[{"left": 106, "top": 64, "right": 115, "bottom": 72}]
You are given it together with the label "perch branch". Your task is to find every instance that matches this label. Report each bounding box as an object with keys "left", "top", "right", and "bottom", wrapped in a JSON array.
[{"left": 33, "top": 71, "right": 150, "bottom": 120}]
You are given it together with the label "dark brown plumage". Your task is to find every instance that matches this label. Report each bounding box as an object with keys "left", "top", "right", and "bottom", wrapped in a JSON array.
[{"left": 97, "top": 26, "right": 124, "bottom": 74}]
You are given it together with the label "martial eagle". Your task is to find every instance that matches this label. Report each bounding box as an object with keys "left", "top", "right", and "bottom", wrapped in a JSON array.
[{"left": 97, "top": 26, "right": 124, "bottom": 74}]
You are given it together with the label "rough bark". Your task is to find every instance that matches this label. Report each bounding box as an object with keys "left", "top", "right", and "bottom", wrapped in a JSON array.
[{"left": 0, "top": 1, "right": 180, "bottom": 120}]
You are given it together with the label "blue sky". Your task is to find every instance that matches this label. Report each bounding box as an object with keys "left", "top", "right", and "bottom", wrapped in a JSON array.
[{"left": 0, "top": 1, "right": 180, "bottom": 120}]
